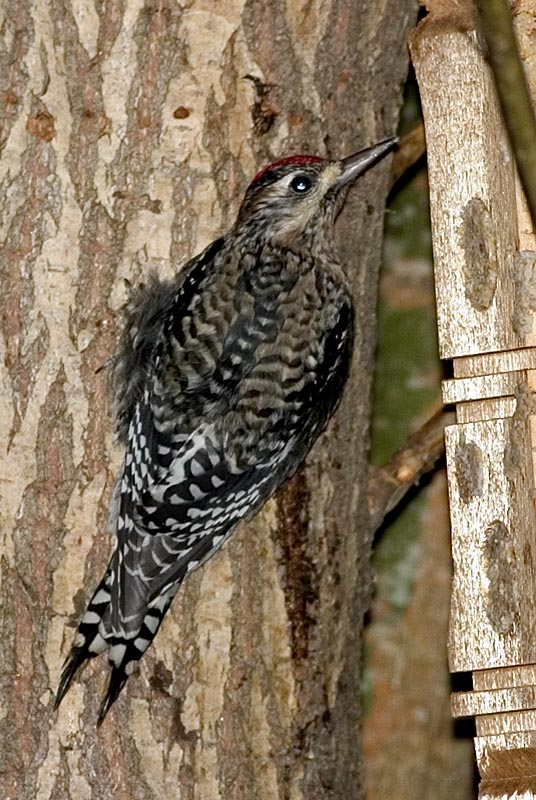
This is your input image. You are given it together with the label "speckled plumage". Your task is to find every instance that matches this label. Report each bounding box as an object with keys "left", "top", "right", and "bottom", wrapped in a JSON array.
[{"left": 55, "top": 138, "right": 396, "bottom": 723}]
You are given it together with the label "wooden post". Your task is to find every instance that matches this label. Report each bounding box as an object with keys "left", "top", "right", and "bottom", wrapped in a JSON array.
[{"left": 411, "top": 7, "right": 536, "bottom": 798}]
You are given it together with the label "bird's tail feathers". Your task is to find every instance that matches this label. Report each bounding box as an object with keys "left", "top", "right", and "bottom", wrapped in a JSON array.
[
  {"left": 97, "top": 586, "right": 178, "bottom": 723},
  {"left": 54, "top": 568, "right": 113, "bottom": 711},
  {"left": 56, "top": 566, "right": 181, "bottom": 723}
]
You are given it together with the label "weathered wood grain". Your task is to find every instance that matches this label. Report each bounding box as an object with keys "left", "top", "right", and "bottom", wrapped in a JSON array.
[
  {"left": 411, "top": 27, "right": 521, "bottom": 360},
  {"left": 412, "top": 1, "right": 536, "bottom": 797}
]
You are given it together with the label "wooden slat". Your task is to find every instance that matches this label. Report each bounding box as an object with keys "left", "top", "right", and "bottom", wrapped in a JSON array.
[
  {"left": 411, "top": 30, "right": 521, "bottom": 360},
  {"left": 474, "top": 665, "right": 536, "bottom": 690},
  {"left": 454, "top": 348, "right": 536, "bottom": 379},
  {"left": 445, "top": 416, "right": 536, "bottom": 673},
  {"left": 442, "top": 372, "right": 525, "bottom": 405},
  {"left": 475, "top": 732, "right": 536, "bottom": 777},
  {"left": 456, "top": 398, "right": 517, "bottom": 424},
  {"left": 452, "top": 686, "right": 536, "bottom": 719},
  {"left": 476, "top": 709, "right": 536, "bottom": 737}
]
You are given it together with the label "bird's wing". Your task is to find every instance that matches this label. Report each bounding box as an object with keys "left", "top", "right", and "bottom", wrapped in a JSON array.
[
  {"left": 111, "top": 237, "right": 225, "bottom": 443},
  {"left": 110, "top": 256, "right": 353, "bottom": 636}
]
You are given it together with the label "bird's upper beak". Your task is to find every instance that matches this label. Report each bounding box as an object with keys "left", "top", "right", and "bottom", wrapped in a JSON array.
[{"left": 334, "top": 137, "right": 398, "bottom": 189}]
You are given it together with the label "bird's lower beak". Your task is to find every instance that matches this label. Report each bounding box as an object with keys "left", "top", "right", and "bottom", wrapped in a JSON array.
[{"left": 335, "top": 137, "right": 398, "bottom": 189}]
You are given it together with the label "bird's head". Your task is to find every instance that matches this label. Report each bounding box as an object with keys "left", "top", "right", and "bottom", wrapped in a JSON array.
[{"left": 236, "top": 137, "right": 397, "bottom": 249}]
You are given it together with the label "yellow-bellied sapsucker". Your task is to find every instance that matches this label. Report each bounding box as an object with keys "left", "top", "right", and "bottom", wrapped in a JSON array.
[{"left": 55, "top": 137, "right": 396, "bottom": 724}]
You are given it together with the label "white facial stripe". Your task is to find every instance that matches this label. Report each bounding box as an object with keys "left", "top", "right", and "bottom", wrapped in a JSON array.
[{"left": 318, "top": 162, "right": 342, "bottom": 191}]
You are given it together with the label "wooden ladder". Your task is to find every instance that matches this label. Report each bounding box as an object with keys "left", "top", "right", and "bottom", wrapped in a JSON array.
[{"left": 411, "top": 9, "right": 536, "bottom": 798}]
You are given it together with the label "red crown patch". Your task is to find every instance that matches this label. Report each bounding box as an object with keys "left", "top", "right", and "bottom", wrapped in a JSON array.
[{"left": 252, "top": 155, "right": 325, "bottom": 184}]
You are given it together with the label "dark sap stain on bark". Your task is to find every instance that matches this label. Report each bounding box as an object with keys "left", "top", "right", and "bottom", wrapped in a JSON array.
[{"left": 275, "top": 467, "right": 315, "bottom": 665}]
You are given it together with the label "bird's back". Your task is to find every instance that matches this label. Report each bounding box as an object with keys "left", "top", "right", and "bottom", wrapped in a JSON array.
[{"left": 115, "top": 233, "right": 354, "bottom": 596}]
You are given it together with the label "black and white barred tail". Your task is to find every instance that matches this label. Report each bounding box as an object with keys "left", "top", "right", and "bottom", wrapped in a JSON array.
[{"left": 54, "top": 563, "right": 177, "bottom": 724}]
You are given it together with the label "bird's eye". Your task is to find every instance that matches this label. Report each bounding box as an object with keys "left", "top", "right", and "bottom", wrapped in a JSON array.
[{"left": 290, "top": 174, "right": 313, "bottom": 194}]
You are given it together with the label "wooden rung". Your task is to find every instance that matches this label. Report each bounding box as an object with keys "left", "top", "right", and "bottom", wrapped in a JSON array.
[
  {"left": 476, "top": 709, "right": 536, "bottom": 737},
  {"left": 454, "top": 347, "right": 536, "bottom": 379},
  {"left": 475, "top": 732, "right": 536, "bottom": 777},
  {"left": 480, "top": 784, "right": 536, "bottom": 800},
  {"left": 473, "top": 665, "right": 536, "bottom": 691},
  {"left": 442, "top": 372, "right": 526, "bottom": 405},
  {"left": 452, "top": 686, "right": 536, "bottom": 719},
  {"left": 456, "top": 397, "right": 518, "bottom": 423}
]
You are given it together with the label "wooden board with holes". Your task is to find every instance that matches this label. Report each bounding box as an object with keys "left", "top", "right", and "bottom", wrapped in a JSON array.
[{"left": 445, "top": 415, "right": 536, "bottom": 672}]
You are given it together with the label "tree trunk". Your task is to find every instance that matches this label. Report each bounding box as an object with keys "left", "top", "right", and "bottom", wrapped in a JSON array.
[{"left": 0, "top": 2, "right": 416, "bottom": 798}]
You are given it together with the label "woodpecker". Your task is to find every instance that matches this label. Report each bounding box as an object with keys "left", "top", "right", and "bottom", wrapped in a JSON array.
[{"left": 55, "top": 136, "right": 396, "bottom": 724}]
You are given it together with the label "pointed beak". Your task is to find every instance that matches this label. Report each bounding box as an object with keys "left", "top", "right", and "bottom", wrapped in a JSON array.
[{"left": 334, "top": 137, "right": 398, "bottom": 189}]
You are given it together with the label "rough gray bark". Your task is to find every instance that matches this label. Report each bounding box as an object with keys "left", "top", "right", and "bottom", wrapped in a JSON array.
[{"left": 0, "top": 2, "right": 416, "bottom": 798}]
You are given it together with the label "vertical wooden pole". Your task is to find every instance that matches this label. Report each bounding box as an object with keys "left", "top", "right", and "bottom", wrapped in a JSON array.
[{"left": 411, "top": 6, "right": 536, "bottom": 797}]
